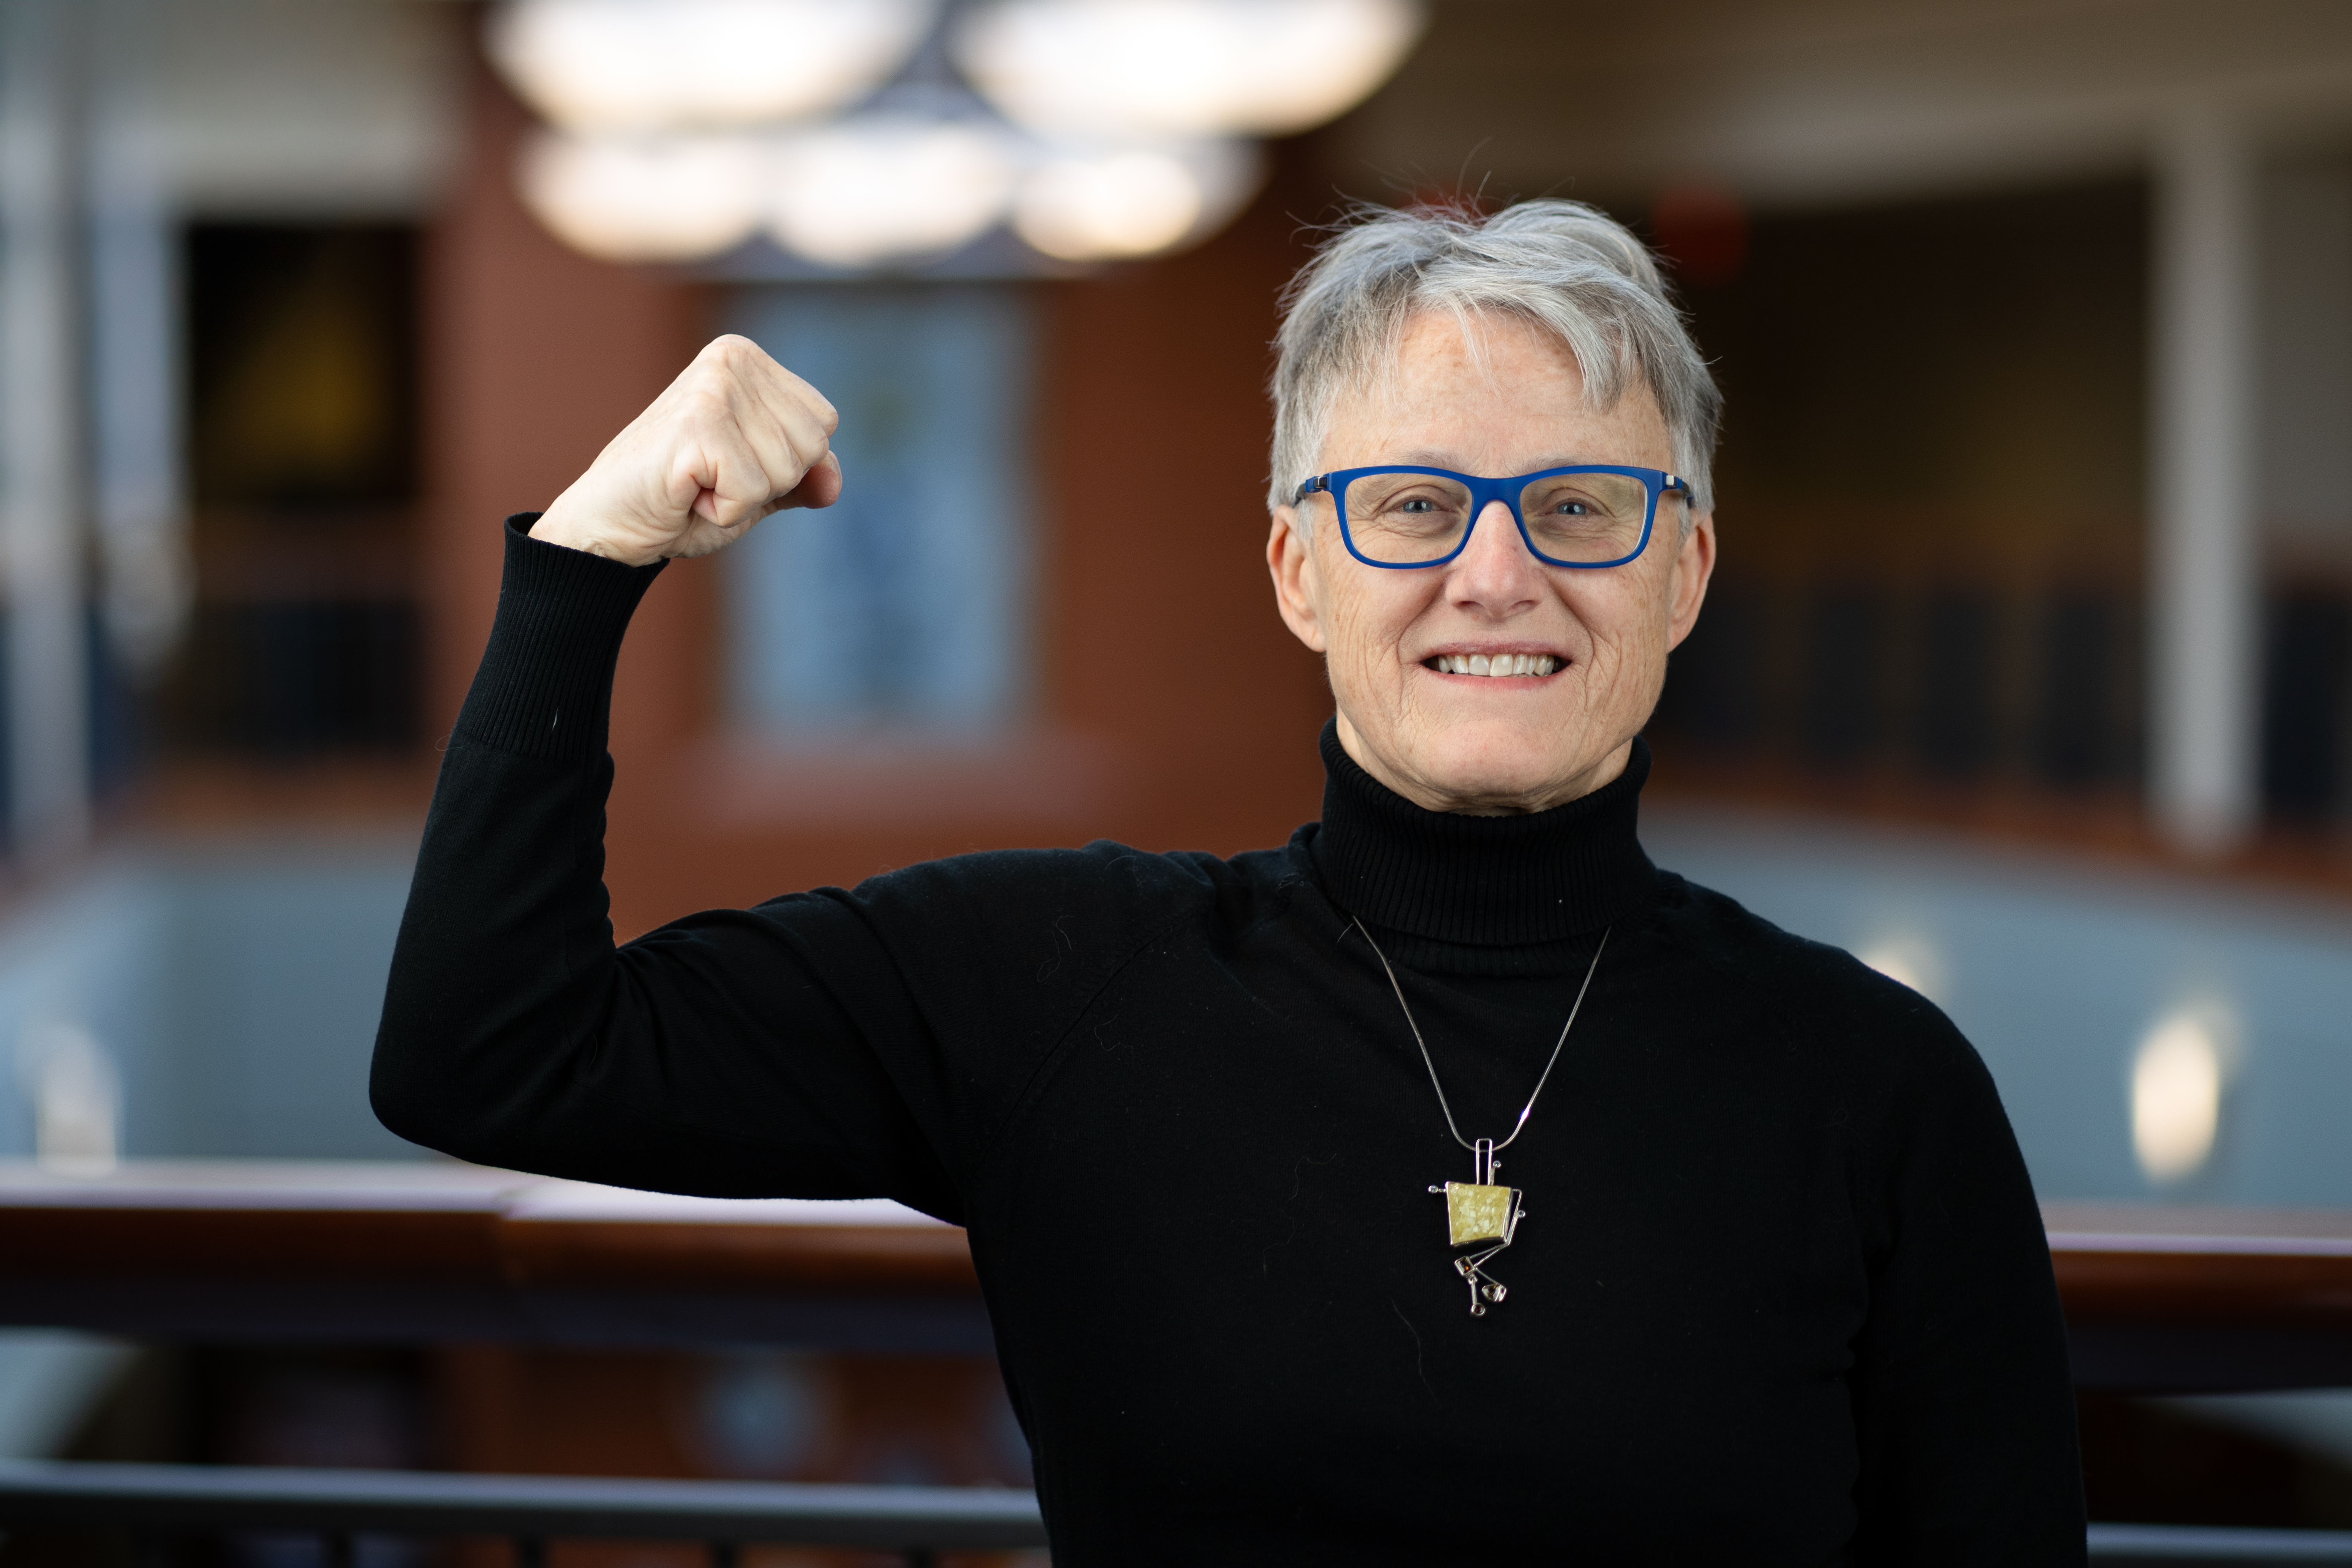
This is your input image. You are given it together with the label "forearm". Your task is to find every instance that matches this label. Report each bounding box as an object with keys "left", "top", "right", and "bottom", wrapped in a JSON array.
[{"left": 369, "top": 515, "right": 665, "bottom": 1168}]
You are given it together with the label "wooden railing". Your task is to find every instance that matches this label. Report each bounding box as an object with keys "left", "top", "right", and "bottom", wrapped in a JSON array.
[
  {"left": 0, "top": 1160, "right": 988, "bottom": 1353},
  {"left": 2044, "top": 1201, "right": 2352, "bottom": 1391},
  {"left": 5, "top": 1165, "right": 2351, "bottom": 1383}
]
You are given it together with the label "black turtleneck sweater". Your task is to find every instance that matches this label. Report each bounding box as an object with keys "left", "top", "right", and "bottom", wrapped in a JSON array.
[{"left": 372, "top": 519, "right": 2085, "bottom": 1566}]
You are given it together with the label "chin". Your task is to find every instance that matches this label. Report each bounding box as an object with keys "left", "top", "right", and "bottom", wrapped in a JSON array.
[{"left": 1410, "top": 724, "right": 1591, "bottom": 812}]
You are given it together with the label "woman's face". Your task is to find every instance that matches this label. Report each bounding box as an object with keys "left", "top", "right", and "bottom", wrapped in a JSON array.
[{"left": 1268, "top": 309, "right": 1716, "bottom": 815}]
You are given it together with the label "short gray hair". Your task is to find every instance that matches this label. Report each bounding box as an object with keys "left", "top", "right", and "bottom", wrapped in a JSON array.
[{"left": 1266, "top": 199, "right": 1722, "bottom": 525}]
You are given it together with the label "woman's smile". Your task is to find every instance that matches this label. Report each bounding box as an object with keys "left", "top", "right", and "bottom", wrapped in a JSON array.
[{"left": 1419, "top": 649, "right": 1563, "bottom": 678}]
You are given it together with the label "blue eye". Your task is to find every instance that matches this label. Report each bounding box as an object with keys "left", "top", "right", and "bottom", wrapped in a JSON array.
[{"left": 1401, "top": 498, "right": 1435, "bottom": 513}]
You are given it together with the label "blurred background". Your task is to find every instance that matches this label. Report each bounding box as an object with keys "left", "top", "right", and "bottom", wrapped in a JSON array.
[{"left": 3, "top": 0, "right": 2352, "bottom": 1556}]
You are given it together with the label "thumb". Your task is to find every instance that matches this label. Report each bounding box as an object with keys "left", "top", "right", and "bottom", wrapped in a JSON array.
[{"left": 775, "top": 450, "right": 844, "bottom": 512}]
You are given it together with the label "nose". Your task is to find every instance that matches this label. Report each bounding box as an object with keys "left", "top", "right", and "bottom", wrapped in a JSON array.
[{"left": 1444, "top": 499, "right": 1544, "bottom": 617}]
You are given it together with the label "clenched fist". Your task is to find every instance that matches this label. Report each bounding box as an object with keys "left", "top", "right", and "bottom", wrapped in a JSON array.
[{"left": 531, "top": 335, "right": 842, "bottom": 567}]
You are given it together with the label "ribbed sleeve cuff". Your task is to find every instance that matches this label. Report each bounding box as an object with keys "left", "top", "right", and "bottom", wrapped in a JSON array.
[{"left": 451, "top": 514, "right": 668, "bottom": 763}]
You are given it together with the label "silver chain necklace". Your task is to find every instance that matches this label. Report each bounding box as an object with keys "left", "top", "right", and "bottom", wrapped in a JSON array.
[{"left": 1353, "top": 917, "right": 1611, "bottom": 1317}]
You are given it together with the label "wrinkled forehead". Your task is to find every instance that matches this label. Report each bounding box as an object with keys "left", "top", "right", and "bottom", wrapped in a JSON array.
[{"left": 1316, "top": 308, "right": 1662, "bottom": 473}]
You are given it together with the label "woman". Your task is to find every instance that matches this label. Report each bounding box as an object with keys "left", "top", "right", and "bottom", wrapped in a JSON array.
[{"left": 373, "top": 201, "right": 2084, "bottom": 1563}]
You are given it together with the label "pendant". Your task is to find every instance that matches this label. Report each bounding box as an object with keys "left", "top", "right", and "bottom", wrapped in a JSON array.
[{"left": 1426, "top": 1138, "right": 1524, "bottom": 1316}]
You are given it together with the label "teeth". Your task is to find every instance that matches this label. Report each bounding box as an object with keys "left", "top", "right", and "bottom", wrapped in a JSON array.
[{"left": 1432, "top": 654, "right": 1558, "bottom": 677}]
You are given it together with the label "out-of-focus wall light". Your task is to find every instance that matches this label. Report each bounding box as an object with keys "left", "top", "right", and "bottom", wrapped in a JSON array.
[
  {"left": 770, "top": 118, "right": 1020, "bottom": 268},
  {"left": 517, "top": 132, "right": 767, "bottom": 263},
  {"left": 955, "top": 0, "right": 1424, "bottom": 139},
  {"left": 20, "top": 1023, "right": 120, "bottom": 1177},
  {"left": 2132, "top": 1008, "right": 2230, "bottom": 1184},
  {"left": 488, "top": 0, "right": 937, "bottom": 133},
  {"left": 1856, "top": 933, "right": 1947, "bottom": 1003},
  {"left": 1015, "top": 141, "right": 1260, "bottom": 260}
]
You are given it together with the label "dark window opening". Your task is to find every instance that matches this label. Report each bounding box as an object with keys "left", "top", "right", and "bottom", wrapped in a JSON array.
[
  {"left": 157, "top": 222, "right": 422, "bottom": 760},
  {"left": 2262, "top": 588, "right": 2352, "bottom": 823}
]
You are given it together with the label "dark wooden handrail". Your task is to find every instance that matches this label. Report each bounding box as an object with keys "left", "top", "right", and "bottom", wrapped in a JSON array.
[
  {"left": 0, "top": 1162, "right": 977, "bottom": 1292},
  {"left": 0, "top": 1161, "right": 992, "bottom": 1352},
  {"left": 6, "top": 1165, "right": 2351, "bottom": 1379},
  {"left": 2044, "top": 1202, "right": 2352, "bottom": 1323}
]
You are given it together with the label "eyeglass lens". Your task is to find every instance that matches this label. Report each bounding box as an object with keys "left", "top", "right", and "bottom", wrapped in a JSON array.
[{"left": 1338, "top": 471, "right": 1651, "bottom": 565}]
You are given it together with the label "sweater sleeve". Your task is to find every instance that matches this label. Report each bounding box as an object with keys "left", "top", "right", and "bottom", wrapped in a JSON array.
[
  {"left": 1844, "top": 997, "right": 2087, "bottom": 1565},
  {"left": 370, "top": 518, "right": 971, "bottom": 1213}
]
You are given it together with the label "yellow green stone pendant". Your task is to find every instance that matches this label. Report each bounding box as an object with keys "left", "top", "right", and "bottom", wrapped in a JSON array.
[
  {"left": 1428, "top": 1138, "right": 1523, "bottom": 1315},
  {"left": 1357, "top": 916, "right": 1609, "bottom": 1323}
]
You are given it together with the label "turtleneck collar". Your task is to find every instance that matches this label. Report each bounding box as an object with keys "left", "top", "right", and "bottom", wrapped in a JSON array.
[{"left": 1309, "top": 719, "right": 1657, "bottom": 946}]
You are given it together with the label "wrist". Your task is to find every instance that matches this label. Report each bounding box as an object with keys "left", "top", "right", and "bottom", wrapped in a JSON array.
[{"left": 528, "top": 504, "right": 661, "bottom": 568}]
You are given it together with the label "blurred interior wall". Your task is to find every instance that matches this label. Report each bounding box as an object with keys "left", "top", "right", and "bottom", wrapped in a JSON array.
[
  {"left": 2262, "top": 155, "right": 2352, "bottom": 562},
  {"left": 2256, "top": 150, "right": 2352, "bottom": 827}
]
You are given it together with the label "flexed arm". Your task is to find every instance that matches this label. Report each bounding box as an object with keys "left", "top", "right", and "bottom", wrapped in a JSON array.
[{"left": 369, "top": 337, "right": 960, "bottom": 1212}]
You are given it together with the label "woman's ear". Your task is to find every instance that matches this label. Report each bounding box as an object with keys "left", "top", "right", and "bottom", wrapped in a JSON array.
[
  {"left": 1267, "top": 505, "right": 1329, "bottom": 654},
  {"left": 1664, "top": 511, "right": 1717, "bottom": 653}
]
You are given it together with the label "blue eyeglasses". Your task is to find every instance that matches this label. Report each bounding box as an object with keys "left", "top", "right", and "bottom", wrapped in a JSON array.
[{"left": 1293, "top": 464, "right": 1688, "bottom": 570}]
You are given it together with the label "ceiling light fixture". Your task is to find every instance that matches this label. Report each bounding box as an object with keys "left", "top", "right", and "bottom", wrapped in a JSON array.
[
  {"left": 516, "top": 131, "right": 768, "bottom": 263},
  {"left": 954, "top": 0, "right": 1424, "bottom": 140},
  {"left": 488, "top": 0, "right": 938, "bottom": 133},
  {"left": 769, "top": 117, "right": 1021, "bottom": 268},
  {"left": 1015, "top": 141, "right": 1262, "bottom": 260},
  {"left": 487, "top": 0, "right": 1426, "bottom": 270}
]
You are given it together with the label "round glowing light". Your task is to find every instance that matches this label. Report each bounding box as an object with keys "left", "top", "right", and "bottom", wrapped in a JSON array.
[
  {"left": 2132, "top": 1011, "right": 2228, "bottom": 1184},
  {"left": 1857, "top": 934, "right": 1946, "bottom": 1002},
  {"left": 487, "top": 0, "right": 937, "bottom": 133},
  {"left": 955, "top": 0, "right": 1425, "bottom": 139},
  {"left": 1015, "top": 140, "right": 1263, "bottom": 260},
  {"left": 23, "top": 1023, "right": 119, "bottom": 1178},
  {"left": 1016, "top": 150, "right": 1199, "bottom": 259},
  {"left": 769, "top": 118, "right": 1019, "bottom": 268},
  {"left": 516, "top": 131, "right": 767, "bottom": 262}
]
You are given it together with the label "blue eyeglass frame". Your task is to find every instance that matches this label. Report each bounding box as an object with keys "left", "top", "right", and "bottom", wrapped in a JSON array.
[{"left": 1293, "top": 463, "right": 1689, "bottom": 571}]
